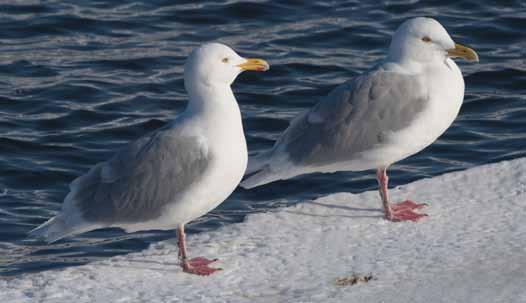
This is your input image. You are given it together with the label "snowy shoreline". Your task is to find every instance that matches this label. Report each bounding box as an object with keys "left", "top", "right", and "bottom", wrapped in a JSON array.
[{"left": 2, "top": 158, "right": 526, "bottom": 302}]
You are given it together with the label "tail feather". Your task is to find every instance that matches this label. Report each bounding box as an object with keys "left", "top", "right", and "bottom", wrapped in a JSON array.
[
  {"left": 29, "top": 216, "right": 76, "bottom": 244},
  {"left": 245, "top": 150, "right": 273, "bottom": 175},
  {"left": 240, "top": 167, "right": 284, "bottom": 189}
]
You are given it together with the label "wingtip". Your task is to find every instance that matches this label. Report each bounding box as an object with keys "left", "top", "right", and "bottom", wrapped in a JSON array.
[
  {"left": 239, "top": 180, "right": 255, "bottom": 190},
  {"left": 28, "top": 218, "right": 53, "bottom": 242},
  {"left": 240, "top": 169, "right": 279, "bottom": 189},
  {"left": 28, "top": 216, "right": 69, "bottom": 244}
]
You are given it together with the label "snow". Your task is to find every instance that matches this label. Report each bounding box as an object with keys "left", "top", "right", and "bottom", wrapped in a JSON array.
[{"left": 2, "top": 158, "right": 526, "bottom": 303}]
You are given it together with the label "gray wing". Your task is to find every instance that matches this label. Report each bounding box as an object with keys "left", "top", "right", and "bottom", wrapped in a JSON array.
[
  {"left": 275, "top": 68, "right": 429, "bottom": 167},
  {"left": 66, "top": 128, "right": 209, "bottom": 224}
]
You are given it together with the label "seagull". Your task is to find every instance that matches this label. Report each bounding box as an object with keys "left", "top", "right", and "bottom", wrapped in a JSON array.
[
  {"left": 241, "top": 17, "right": 478, "bottom": 222},
  {"left": 30, "top": 43, "right": 269, "bottom": 275}
]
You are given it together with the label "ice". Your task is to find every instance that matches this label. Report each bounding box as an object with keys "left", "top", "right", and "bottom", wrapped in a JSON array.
[{"left": 2, "top": 158, "right": 525, "bottom": 302}]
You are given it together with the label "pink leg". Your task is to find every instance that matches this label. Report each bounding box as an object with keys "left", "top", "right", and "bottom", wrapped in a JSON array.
[
  {"left": 376, "top": 168, "right": 427, "bottom": 222},
  {"left": 177, "top": 225, "right": 221, "bottom": 276}
]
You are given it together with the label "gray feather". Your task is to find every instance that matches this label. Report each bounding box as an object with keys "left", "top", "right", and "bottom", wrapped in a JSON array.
[
  {"left": 242, "top": 68, "right": 429, "bottom": 188},
  {"left": 29, "top": 216, "right": 71, "bottom": 243},
  {"left": 69, "top": 128, "right": 209, "bottom": 225},
  {"left": 278, "top": 68, "right": 428, "bottom": 166}
]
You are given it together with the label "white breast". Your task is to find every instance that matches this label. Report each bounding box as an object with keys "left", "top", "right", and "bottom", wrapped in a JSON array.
[
  {"left": 364, "top": 58, "right": 465, "bottom": 168},
  {"left": 159, "top": 102, "right": 247, "bottom": 229}
]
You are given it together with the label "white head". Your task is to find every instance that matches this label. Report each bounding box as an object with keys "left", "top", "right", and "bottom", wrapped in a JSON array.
[
  {"left": 388, "top": 17, "right": 478, "bottom": 64},
  {"left": 184, "top": 43, "right": 269, "bottom": 95}
]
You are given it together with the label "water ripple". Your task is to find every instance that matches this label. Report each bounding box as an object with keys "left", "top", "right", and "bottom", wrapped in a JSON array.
[{"left": 0, "top": 0, "right": 525, "bottom": 276}]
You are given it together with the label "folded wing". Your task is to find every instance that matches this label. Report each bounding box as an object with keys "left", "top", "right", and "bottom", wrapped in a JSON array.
[
  {"left": 69, "top": 129, "right": 210, "bottom": 224},
  {"left": 242, "top": 68, "right": 428, "bottom": 188}
]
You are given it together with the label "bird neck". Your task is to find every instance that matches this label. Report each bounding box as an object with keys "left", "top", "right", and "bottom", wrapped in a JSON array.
[
  {"left": 185, "top": 82, "right": 235, "bottom": 109},
  {"left": 386, "top": 49, "right": 449, "bottom": 72},
  {"left": 385, "top": 56, "right": 423, "bottom": 73},
  {"left": 186, "top": 80, "right": 237, "bottom": 113}
]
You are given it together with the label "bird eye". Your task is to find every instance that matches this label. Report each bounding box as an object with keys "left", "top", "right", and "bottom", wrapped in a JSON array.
[
  {"left": 422, "top": 36, "right": 432, "bottom": 42},
  {"left": 222, "top": 58, "right": 229, "bottom": 63}
]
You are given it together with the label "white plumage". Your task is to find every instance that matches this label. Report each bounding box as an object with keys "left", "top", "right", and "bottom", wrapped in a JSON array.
[
  {"left": 30, "top": 43, "right": 269, "bottom": 275},
  {"left": 242, "top": 17, "right": 478, "bottom": 222}
]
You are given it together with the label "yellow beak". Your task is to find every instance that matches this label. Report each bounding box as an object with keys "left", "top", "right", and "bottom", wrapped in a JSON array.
[
  {"left": 447, "top": 43, "right": 479, "bottom": 62},
  {"left": 237, "top": 58, "right": 270, "bottom": 72}
]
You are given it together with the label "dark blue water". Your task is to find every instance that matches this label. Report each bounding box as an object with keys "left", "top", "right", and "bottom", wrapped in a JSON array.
[{"left": 1, "top": 0, "right": 525, "bottom": 277}]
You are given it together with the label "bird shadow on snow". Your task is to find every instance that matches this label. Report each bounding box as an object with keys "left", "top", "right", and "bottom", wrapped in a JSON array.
[
  {"left": 283, "top": 200, "right": 383, "bottom": 219},
  {"left": 101, "top": 258, "right": 183, "bottom": 273},
  {"left": 0, "top": 201, "right": 382, "bottom": 276},
  {"left": 89, "top": 200, "right": 383, "bottom": 272}
]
